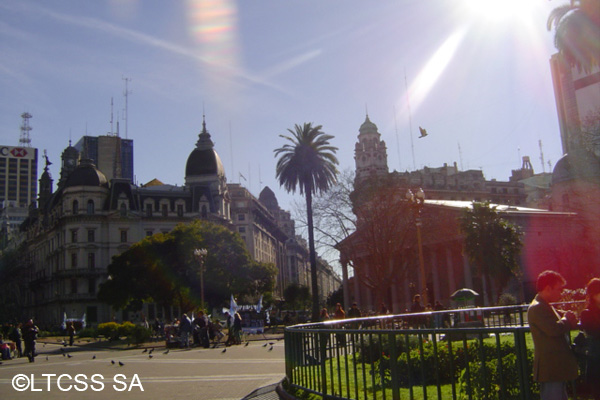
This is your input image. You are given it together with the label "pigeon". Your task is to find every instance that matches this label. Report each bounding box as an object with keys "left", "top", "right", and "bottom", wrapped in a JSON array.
[
  {"left": 111, "top": 360, "right": 115, "bottom": 365},
  {"left": 118, "top": 361, "right": 124, "bottom": 366},
  {"left": 67, "top": 354, "right": 73, "bottom": 358},
  {"left": 244, "top": 342, "right": 249, "bottom": 347},
  {"left": 268, "top": 346, "right": 273, "bottom": 351},
  {"left": 149, "top": 354, "right": 153, "bottom": 359},
  {"left": 163, "top": 349, "right": 169, "bottom": 355},
  {"left": 92, "top": 355, "right": 96, "bottom": 360},
  {"left": 418, "top": 126, "right": 428, "bottom": 138},
  {"left": 46, "top": 356, "right": 49, "bottom": 361},
  {"left": 62, "top": 353, "right": 65, "bottom": 357},
  {"left": 149, "top": 348, "right": 154, "bottom": 354},
  {"left": 43, "top": 343, "right": 46, "bottom": 347},
  {"left": 269, "top": 342, "right": 274, "bottom": 345},
  {"left": 221, "top": 348, "right": 227, "bottom": 353},
  {"left": 142, "top": 348, "right": 147, "bottom": 353},
  {"left": 262, "top": 343, "right": 268, "bottom": 347}
]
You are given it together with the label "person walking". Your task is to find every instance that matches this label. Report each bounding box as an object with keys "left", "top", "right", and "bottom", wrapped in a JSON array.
[
  {"left": 10, "top": 323, "right": 22, "bottom": 358},
  {"left": 67, "top": 321, "right": 75, "bottom": 346},
  {"left": 22, "top": 319, "right": 39, "bottom": 363},
  {"left": 580, "top": 277, "right": 600, "bottom": 400},
  {"left": 179, "top": 314, "right": 192, "bottom": 348},
  {"left": 527, "top": 270, "right": 578, "bottom": 400}
]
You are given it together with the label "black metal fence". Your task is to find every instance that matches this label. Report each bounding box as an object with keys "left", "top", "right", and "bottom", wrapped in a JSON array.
[{"left": 283, "top": 306, "right": 569, "bottom": 400}]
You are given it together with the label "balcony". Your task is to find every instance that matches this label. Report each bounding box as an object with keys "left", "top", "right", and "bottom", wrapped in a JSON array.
[{"left": 55, "top": 268, "right": 107, "bottom": 278}]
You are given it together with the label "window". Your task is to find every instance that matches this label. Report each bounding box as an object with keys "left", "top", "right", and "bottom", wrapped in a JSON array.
[
  {"left": 88, "top": 278, "right": 96, "bottom": 294},
  {"left": 87, "top": 229, "right": 95, "bottom": 242},
  {"left": 71, "top": 230, "right": 78, "bottom": 243},
  {"left": 120, "top": 230, "right": 128, "bottom": 243},
  {"left": 73, "top": 200, "right": 79, "bottom": 214},
  {"left": 88, "top": 253, "right": 95, "bottom": 269},
  {"left": 238, "top": 227, "right": 246, "bottom": 233},
  {"left": 120, "top": 203, "right": 127, "bottom": 217},
  {"left": 146, "top": 204, "right": 153, "bottom": 217},
  {"left": 71, "top": 253, "right": 78, "bottom": 268},
  {"left": 161, "top": 204, "right": 168, "bottom": 217},
  {"left": 87, "top": 199, "right": 95, "bottom": 214},
  {"left": 71, "top": 279, "right": 78, "bottom": 294},
  {"left": 177, "top": 204, "right": 183, "bottom": 217},
  {"left": 238, "top": 214, "right": 245, "bottom": 221},
  {"left": 146, "top": 230, "right": 153, "bottom": 237}
]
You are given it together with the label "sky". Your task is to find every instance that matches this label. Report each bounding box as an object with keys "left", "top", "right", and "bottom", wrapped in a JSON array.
[{"left": 0, "top": 0, "right": 566, "bottom": 218}]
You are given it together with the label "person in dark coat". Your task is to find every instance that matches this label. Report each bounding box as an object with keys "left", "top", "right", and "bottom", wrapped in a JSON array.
[
  {"left": 581, "top": 277, "right": 600, "bottom": 400},
  {"left": 22, "top": 319, "right": 39, "bottom": 363},
  {"left": 527, "top": 270, "right": 578, "bottom": 400},
  {"left": 10, "top": 323, "right": 22, "bottom": 358},
  {"left": 67, "top": 322, "right": 75, "bottom": 346}
]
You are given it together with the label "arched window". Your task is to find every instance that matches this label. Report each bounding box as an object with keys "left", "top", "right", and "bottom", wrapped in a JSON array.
[
  {"left": 73, "top": 200, "right": 79, "bottom": 214},
  {"left": 120, "top": 203, "right": 127, "bottom": 217},
  {"left": 87, "top": 199, "right": 95, "bottom": 215}
]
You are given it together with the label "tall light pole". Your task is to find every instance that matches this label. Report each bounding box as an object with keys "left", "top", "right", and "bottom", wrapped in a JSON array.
[
  {"left": 406, "top": 188, "right": 428, "bottom": 306},
  {"left": 194, "top": 248, "right": 208, "bottom": 309}
]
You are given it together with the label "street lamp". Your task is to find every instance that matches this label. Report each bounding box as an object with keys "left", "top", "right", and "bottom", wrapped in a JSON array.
[
  {"left": 194, "top": 248, "right": 208, "bottom": 309},
  {"left": 406, "top": 188, "right": 428, "bottom": 306}
]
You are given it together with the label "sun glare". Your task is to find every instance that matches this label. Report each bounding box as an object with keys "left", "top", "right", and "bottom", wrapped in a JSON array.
[{"left": 462, "top": 0, "right": 537, "bottom": 24}]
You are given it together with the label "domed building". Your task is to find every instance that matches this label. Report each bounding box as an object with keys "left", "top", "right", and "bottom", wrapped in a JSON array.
[{"left": 20, "top": 117, "right": 309, "bottom": 328}]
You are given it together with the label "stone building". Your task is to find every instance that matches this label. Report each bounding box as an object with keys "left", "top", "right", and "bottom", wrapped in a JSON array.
[{"left": 20, "top": 118, "right": 309, "bottom": 327}]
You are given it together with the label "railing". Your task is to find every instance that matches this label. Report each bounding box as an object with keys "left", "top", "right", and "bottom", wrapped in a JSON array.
[{"left": 283, "top": 306, "right": 564, "bottom": 400}]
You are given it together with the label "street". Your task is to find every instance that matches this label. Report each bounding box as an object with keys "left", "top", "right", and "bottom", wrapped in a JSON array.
[{"left": 0, "top": 339, "right": 285, "bottom": 400}]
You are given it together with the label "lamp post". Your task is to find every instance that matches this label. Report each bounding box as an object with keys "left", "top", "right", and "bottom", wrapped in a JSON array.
[
  {"left": 194, "top": 248, "right": 208, "bottom": 309},
  {"left": 406, "top": 188, "right": 428, "bottom": 306}
]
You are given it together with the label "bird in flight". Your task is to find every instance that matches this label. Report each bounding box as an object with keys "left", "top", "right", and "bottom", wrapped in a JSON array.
[{"left": 419, "top": 127, "right": 428, "bottom": 138}]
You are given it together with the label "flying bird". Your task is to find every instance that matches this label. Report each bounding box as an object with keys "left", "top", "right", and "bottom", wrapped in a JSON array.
[
  {"left": 118, "top": 361, "right": 124, "bottom": 366},
  {"left": 418, "top": 126, "right": 428, "bottom": 138}
]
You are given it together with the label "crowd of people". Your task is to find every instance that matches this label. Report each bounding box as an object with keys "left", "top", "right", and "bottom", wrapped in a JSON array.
[{"left": 1, "top": 319, "right": 39, "bottom": 363}]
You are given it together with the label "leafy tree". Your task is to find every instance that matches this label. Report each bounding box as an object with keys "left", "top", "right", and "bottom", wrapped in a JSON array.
[
  {"left": 547, "top": 0, "right": 600, "bottom": 72},
  {"left": 459, "top": 202, "right": 523, "bottom": 304},
  {"left": 274, "top": 122, "right": 339, "bottom": 321},
  {"left": 283, "top": 283, "right": 311, "bottom": 310},
  {"left": 0, "top": 244, "right": 29, "bottom": 323},
  {"left": 98, "top": 220, "right": 277, "bottom": 312}
]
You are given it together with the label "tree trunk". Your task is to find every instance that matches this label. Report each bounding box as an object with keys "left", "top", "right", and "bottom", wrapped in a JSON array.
[{"left": 305, "top": 186, "right": 320, "bottom": 322}]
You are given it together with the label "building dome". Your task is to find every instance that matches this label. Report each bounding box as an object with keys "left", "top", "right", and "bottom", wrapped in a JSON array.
[
  {"left": 185, "top": 117, "right": 226, "bottom": 178},
  {"left": 259, "top": 186, "right": 279, "bottom": 210},
  {"left": 552, "top": 148, "right": 600, "bottom": 185},
  {"left": 64, "top": 158, "right": 108, "bottom": 188},
  {"left": 359, "top": 115, "right": 378, "bottom": 135}
]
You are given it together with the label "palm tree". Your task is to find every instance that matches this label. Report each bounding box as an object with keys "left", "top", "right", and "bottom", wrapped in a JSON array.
[
  {"left": 547, "top": 0, "right": 600, "bottom": 72},
  {"left": 274, "top": 123, "right": 338, "bottom": 321}
]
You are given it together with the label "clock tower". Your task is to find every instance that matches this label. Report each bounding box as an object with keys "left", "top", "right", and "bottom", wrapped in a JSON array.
[{"left": 59, "top": 140, "right": 79, "bottom": 187}]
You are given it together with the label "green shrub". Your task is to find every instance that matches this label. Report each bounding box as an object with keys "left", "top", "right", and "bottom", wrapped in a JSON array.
[
  {"left": 76, "top": 327, "right": 98, "bottom": 338},
  {"left": 118, "top": 321, "right": 136, "bottom": 338},
  {"left": 130, "top": 325, "right": 152, "bottom": 344},
  {"left": 458, "top": 350, "right": 538, "bottom": 399},
  {"left": 97, "top": 322, "right": 120, "bottom": 340}
]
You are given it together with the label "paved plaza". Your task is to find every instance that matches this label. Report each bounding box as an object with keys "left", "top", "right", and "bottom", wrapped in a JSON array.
[{"left": 0, "top": 339, "right": 285, "bottom": 400}]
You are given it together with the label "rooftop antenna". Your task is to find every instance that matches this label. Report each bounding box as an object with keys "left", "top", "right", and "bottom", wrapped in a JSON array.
[
  {"left": 122, "top": 76, "right": 132, "bottom": 138},
  {"left": 517, "top": 147, "right": 521, "bottom": 166},
  {"left": 229, "top": 121, "right": 234, "bottom": 183},
  {"left": 457, "top": 141, "right": 464, "bottom": 170},
  {"left": 110, "top": 97, "right": 114, "bottom": 135},
  {"left": 539, "top": 139, "right": 546, "bottom": 173},
  {"left": 393, "top": 105, "right": 401, "bottom": 171},
  {"left": 19, "top": 112, "right": 32, "bottom": 147},
  {"left": 404, "top": 68, "right": 416, "bottom": 170}
]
